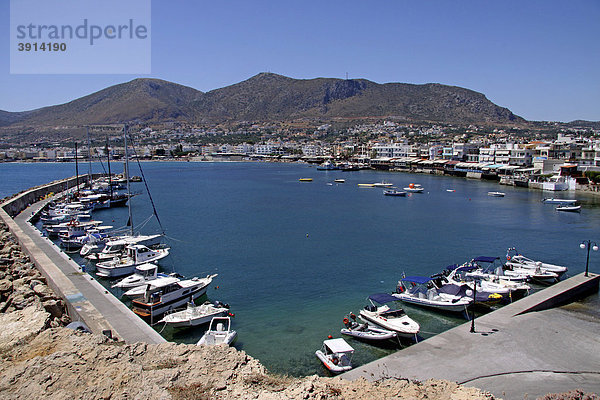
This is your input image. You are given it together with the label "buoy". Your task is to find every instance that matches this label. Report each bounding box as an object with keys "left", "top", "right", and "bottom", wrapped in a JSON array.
[
  {"left": 327, "top": 335, "right": 333, "bottom": 339},
  {"left": 306, "top": 233, "right": 309, "bottom": 238}
]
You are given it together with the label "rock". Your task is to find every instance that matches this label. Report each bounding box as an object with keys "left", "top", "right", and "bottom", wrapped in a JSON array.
[
  {"left": 0, "top": 279, "right": 13, "bottom": 297},
  {"left": 0, "top": 304, "right": 50, "bottom": 353},
  {"left": 42, "top": 299, "right": 63, "bottom": 319},
  {"left": 32, "top": 284, "right": 56, "bottom": 301}
]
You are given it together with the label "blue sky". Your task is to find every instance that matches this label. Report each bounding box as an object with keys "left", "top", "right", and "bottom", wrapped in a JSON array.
[{"left": 2, "top": 0, "right": 599, "bottom": 122}]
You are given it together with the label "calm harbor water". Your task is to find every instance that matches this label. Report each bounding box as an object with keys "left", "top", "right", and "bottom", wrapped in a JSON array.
[{"left": 2, "top": 161, "right": 600, "bottom": 376}]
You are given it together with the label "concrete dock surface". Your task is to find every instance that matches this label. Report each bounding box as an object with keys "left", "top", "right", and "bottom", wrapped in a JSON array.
[{"left": 343, "top": 273, "right": 600, "bottom": 399}]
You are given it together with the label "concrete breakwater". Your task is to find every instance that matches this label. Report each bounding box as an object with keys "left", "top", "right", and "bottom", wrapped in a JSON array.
[{"left": 0, "top": 175, "right": 164, "bottom": 343}]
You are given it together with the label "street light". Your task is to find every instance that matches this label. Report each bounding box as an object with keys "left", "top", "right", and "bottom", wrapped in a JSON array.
[{"left": 580, "top": 240, "right": 598, "bottom": 277}]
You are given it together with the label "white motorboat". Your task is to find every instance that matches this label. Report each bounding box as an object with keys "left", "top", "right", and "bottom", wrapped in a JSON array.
[
  {"left": 392, "top": 277, "right": 473, "bottom": 313},
  {"left": 373, "top": 181, "right": 393, "bottom": 188},
  {"left": 462, "top": 257, "right": 531, "bottom": 297},
  {"left": 468, "top": 256, "right": 558, "bottom": 283},
  {"left": 358, "top": 293, "right": 420, "bottom": 338},
  {"left": 111, "top": 263, "right": 173, "bottom": 289},
  {"left": 487, "top": 191, "right": 505, "bottom": 197},
  {"left": 403, "top": 183, "right": 424, "bottom": 192},
  {"left": 442, "top": 265, "right": 509, "bottom": 303},
  {"left": 505, "top": 248, "right": 568, "bottom": 276},
  {"left": 542, "top": 198, "right": 577, "bottom": 204},
  {"left": 315, "top": 338, "right": 354, "bottom": 374},
  {"left": 95, "top": 244, "right": 170, "bottom": 278},
  {"left": 556, "top": 205, "right": 581, "bottom": 212},
  {"left": 131, "top": 274, "right": 218, "bottom": 318},
  {"left": 197, "top": 316, "right": 237, "bottom": 346},
  {"left": 340, "top": 313, "right": 397, "bottom": 341},
  {"left": 85, "top": 234, "right": 163, "bottom": 260},
  {"left": 158, "top": 301, "right": 230, "bottom": 328},
  {"left": 334, "top": 179, "right": 345, "bottom": 183}
]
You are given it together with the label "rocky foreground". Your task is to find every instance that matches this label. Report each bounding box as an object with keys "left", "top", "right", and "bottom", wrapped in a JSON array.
[{"left": 0, "top": 220, "right": 593, "bottom": 400}]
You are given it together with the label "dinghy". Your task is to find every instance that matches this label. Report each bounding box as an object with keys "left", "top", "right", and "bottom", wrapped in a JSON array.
[{"left": 315, "top": 338, "right": 354, "bottom": 374}]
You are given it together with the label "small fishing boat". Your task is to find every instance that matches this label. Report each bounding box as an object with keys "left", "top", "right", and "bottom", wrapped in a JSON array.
[
  {"left": 446, "top": 189, "right": 456, "bottom": 192},
  {"left": 197, "top": 316, "right": 237, "bottom": 346},
  {"left": 340, "top": 313, "right": 397, "bottom": 341},
  {"left": 158, "top": 301, "right": 230, "bottom": 328},
  {"left": 299, "top": 178, "right": 313, "bottom": 182},
  {"left": 383, "top": 189, "right": 407, "bottom": 197},
  {"left": 404, "top": 183, "right": 424, "bottom": 193},
  {"left": 357, "top": 183, "right": 375, "bottom": 187},
  {"left": 359, "top": 293, "right": 420, "bottom": 338},
  {"left": 334, "top": 179, "right": 345, "bottom": 183},
  {"left": 315, "top": 338, "right": 354, "bottom": 374},
  {"left": 487, "top": 191, "right": 505, "bottom": 197},
  {"left": 542, "top": 198, "right": 577, "bottom": 204},
  {"left": 556, "top": 205, "right": 581, "bottom": 212}
]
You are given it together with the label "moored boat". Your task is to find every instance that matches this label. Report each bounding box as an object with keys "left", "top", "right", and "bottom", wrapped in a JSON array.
[
  {"left": 131, "top": 274, "right": 218, "bottom": 319},
  {"left": 403, "top": 183, "right": 424, "bottom": 193},
  {"left": 197, "top": 316, "right": 237, "bottom": 346},
  {"left": 392, "top": 277, "right": 473, "bottom": 313},
  {"left": 358, "top": 293, "right": 420, "bottom": 338},
  {"left": 556, "top": 205, "right": 581, "bottom": 212},
  {"left": 315, "top": 338, "right": 354, "bottom": 374},
  {"left": 383, "top": 189, "right": 407, "bottom": 196},
  {"left": 340, "top": 313, "right": 397, "bottom": 341},
  {"left": 158, "top": 301, "right": 230, "bottom": 328},
  {"left": 95, "top": 244, "right": 170, "bottom": 278},
  {"left": 487, "top": 191, "right": 505, "bottom": 197}
]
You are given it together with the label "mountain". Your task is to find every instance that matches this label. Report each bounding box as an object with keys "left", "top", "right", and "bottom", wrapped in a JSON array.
[
  {"left": 192, "top": 73, "right": 523, "bottom": 124},
  {"left": 2, "top": 73, "right": 524, "bottom": 130},
  {"left": 9, "top": 79, "right": 203, "bottom": 127}
]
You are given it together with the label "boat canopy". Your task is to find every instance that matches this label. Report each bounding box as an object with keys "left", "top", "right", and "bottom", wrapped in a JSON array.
[
  {"left": 323, "top": 338, "right": 354, "bottom": 353},
  {"left": 445, "top": 264, "right": 478, "bottom": 272},
  {"left": 473, "top": 256, "right": 499, "bottom": 263},
  {"left": 401, "top": 276, "right": 433, "bottom": 284},
  {"left": 368, "top": 293, "right": 402, "bottom": 304}
]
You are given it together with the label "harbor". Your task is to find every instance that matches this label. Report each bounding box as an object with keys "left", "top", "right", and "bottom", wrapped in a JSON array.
[{"left": 1, "top": 161, "right": 599, "bottom": 386}]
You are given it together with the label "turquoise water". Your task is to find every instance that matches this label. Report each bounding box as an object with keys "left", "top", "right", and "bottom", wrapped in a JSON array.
[{"left": 2, "top": 161, "right": 600, "bottom": 376}]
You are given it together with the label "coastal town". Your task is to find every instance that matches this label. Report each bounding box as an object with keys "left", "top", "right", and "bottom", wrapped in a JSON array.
[{"left": 2, "top": 120, "right": 599, "bottom": 191}]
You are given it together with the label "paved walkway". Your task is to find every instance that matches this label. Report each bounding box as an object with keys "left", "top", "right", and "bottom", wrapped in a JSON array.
[
  {"left": 4, "top": 197, "right": 165, "bottom": 344},
  {"left": 342, "top": 273, "right": 600, "bottom": 399}
]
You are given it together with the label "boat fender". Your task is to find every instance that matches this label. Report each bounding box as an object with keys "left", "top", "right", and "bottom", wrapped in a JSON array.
[{"left": 327, "top": 335, "right": 333, "bottom": 339}]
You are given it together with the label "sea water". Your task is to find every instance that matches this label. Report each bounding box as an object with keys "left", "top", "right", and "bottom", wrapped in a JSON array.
[{"left": 2, "top": 161, "right": 599, "bottom": 376}]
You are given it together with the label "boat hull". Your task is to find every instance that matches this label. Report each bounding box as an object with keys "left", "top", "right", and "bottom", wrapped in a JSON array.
[
  {"left": 391, "top": 293, "right": 471, "bottom": 312},
  {"left": 315, "top": 351, "right": 352, "bottom": 374}
]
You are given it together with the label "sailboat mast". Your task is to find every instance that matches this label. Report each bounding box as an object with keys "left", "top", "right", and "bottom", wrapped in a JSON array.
[
  {"left": 106, "top": 137, "right": 113, "bottom": 199},
  {"left": 124, "top": 125, "right": 134, "bottom": 235},
  {"left": 75, "top": 142, "right": 80, "bottom": 194},
  {"left": 86, "top": 126, "right": 92, "bottom": 186}
]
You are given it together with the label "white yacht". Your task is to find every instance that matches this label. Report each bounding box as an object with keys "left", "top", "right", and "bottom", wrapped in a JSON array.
[
  {"left": 95, "top": 244, "right": 170, "bottom": 278},
  {"left": 131, "top": 274, "right": 218, "bottom": 319}
]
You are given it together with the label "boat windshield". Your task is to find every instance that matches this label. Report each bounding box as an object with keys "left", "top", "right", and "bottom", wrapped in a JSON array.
[{"left": 380, "top": 309, "right": 406, "bottom": 318}]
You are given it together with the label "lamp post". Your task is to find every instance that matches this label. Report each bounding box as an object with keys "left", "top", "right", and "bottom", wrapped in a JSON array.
[{"left": 580, "top": 240, "right": 598, "bottom": 277}]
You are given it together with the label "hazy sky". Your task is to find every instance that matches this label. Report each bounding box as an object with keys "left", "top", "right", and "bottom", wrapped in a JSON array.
[{"left": 2, "top": 0, "right": 599, "bottom": 122}]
